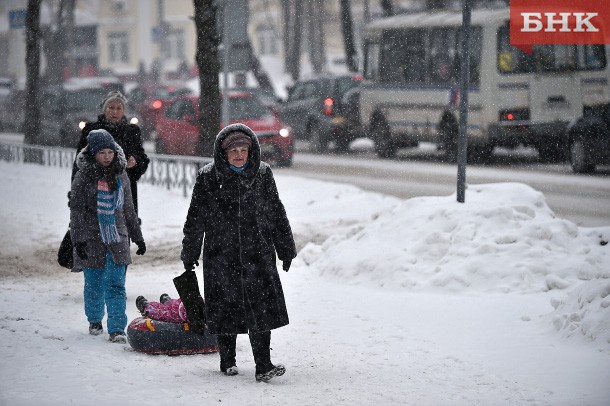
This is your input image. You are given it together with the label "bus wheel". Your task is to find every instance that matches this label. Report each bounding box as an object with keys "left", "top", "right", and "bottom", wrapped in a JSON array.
[
  {"left": 439, "top": 116, "right": 458, "bottom": 163},
  {"left": 309, "top": 122, "right": 328, "bottom": 153},
  {"left": 372, "top": 117, "right": 396, "bottom": 158},
  {"left": 570, "top": 138, "right": 595, "bottom": 173}
]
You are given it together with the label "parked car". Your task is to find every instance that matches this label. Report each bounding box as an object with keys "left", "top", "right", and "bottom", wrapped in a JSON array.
[
  {"left": 127, "top": 83, "right": 192, "bottom": 139},
  {"left": 276, "top": 74, "right": 363, "bottom": 152},
  {"left": 0, "top": 80, "right": 25, "bottom": 132},
  {"left": 154, "top": 92, "right": 294, "bottom": 166},
  {"left": 230, "top": 87, "right": 281, "bottom": 110},
  {"left": 39, "top": 76, "right": 135, "bottom": 147},
  {"left": 566, "top": 103, "right": 610, "bottom": 173}
]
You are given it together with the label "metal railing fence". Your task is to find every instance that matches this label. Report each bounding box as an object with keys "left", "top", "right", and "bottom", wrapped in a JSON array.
[{"left": 0, "top": 141, "right": 212, "bottom": 198}]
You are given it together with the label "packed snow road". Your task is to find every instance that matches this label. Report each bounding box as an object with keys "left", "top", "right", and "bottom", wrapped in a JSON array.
[{"left": 280, "top": 143, "right": 610, "bottom": 228}]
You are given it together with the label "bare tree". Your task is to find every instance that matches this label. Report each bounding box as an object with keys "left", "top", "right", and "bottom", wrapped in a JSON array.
[
  {"left": 340, "top": 0, "right": 357, "bottom": 72},
  {"left": 42, "top": 0, "right": 76, "bottom": 85},
  {"left": 193, "top": 0, "right": 221, "bottom": 157},
  {"left": 287, "top": 0, "right": 303, "bottom": 81},
  {"left": 24, "top": 0, "right": 42, "bottom": 147},
  {"left": 307, "top": 0, "right": 325, "bottom": 74},
  {"left": 282, "top": 0, "right": 291, "bottom": 72}
]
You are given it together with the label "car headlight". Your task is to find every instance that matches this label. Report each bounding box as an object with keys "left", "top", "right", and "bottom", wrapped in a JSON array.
[
  {"left": 279, "top": 127, "right": 290, "bottom": 138},
  {"left": 78, "top": 121, "right": 87, "bottom": 130},
  {"left": 130, "top": 117, "right": 139, "bottom": 125}
]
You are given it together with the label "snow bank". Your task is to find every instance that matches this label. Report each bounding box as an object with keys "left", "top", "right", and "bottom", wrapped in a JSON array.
[{"left": 300, "top": 182, "right": 610, "bottom": 294}]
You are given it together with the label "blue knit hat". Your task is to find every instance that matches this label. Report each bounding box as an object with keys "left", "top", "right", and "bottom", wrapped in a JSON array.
[{"left": 87, "top": 129, "right": 117, "bottom": 155}]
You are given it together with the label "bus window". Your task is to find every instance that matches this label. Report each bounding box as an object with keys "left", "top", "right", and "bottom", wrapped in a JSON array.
[
  {"left": 497, "top": 23, "right": 534, "bottom": 74},
  {"left": 379, "top": 31, "right": 402, "bottom": 83},
  {"left": 379, "top": 29, "right": 426, "bottom": 84},
  {"left": 429, "top": 28, "right": 459, "bottom": 84},
  {"left": 535, "top": 45, "right": 578, "bottom": 72},
  {"left": 581, "top": 45, "right": 606, "bottom": 70},
  {"left": 403, "top": 30, "right": 426, "bottom": 83}
]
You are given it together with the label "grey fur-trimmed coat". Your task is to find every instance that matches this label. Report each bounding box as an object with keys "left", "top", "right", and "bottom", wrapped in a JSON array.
[
  {"left": 181, "top": 123, "right": 297, "bottom": 335},
  {"left": 70, "top": 144, "right": 143, "bottom": 271}
]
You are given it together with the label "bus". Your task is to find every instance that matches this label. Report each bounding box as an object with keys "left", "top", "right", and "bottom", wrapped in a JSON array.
[{"left": 359, "top": 7, "right": 610, "bottom": 162}]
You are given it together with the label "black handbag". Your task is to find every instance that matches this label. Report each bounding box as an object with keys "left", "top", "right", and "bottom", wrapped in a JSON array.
[
  {"left": 173, "top": 270, "right": 207, "bottom": 334},
  {"left": 57, "top": 229, "right": 73, "bottom": 269}
]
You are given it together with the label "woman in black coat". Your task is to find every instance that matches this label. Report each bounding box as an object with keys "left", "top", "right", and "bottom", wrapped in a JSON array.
[
  {"left": 181, "top": 123, "right": 297, "bottom": 383},
  {"left": 72, "top": 91, "right": 149, "bottom": 214}
]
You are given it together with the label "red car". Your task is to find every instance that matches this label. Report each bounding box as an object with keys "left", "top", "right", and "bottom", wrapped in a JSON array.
[
  {"left": 127, "top": 84, "right": 192, "bottom": 139},
  {"left": 154, "top": 92, "right": 294, "bottom": 166}
]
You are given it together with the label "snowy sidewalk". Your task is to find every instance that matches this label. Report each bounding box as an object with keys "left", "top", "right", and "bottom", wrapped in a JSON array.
[{"left": 1, "top": 161, "right": 609, "bottom": 405}]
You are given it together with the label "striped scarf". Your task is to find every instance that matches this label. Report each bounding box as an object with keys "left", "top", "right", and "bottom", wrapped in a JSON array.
[{"left": 97, "top": 177, "right": 124, "bottom": 244}]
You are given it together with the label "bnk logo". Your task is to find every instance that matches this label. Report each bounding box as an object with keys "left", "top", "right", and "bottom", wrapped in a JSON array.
[
  {"left": 521, "top": 12, "right": 599, "bottom": 32},
  {"left": 510, "top": 0, "right": 610, "bottom": 53}
]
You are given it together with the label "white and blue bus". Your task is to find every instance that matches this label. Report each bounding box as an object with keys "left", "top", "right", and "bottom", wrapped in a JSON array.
[{"left": 359, "top": 7, "right": 610, "bottom": 161}]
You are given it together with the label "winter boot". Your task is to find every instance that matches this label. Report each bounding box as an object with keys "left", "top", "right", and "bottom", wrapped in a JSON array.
[
  {"left": 250, "top": 331, "right": 285, "bottom": 382},
  {"left": 135, "top": 296, "right": 148, "bottom": 315},
  {"left": 109, "top": 332, "right": 127, "bottom": 344},
  {"left": 255, "top": 364, "right": 286, "bottom": 383},
  {"left": 159, "top": 293, "right": 171, "bottom": 304},
  {"left": 217, "top": 335, "right": 238, "bottom": 376},
  {"left": 89, "top": 322, "right": 103, "bottom": 335}
]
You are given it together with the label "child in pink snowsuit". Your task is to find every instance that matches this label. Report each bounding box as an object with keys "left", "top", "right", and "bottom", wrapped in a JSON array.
[{"left": 136, "top": 294, "right": 189, "bottom": 323}]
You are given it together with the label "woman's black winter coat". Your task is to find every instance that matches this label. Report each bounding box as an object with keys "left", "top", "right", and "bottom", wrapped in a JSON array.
[
  {"left": 181, "top": 123, "right": 297, "bottom": 335},
  {"left": 72, "top": 115, "right": 149, "bottom": 213}
]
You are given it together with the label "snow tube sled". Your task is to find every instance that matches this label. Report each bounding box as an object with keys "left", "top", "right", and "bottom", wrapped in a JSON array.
[{"left": 127, "top": 317, "right": 218, "bottom": 355}]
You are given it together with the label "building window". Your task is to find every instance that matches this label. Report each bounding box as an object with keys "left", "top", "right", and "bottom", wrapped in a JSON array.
[
  {"left": 257, "top": 25, "right": 278, "bottom": 55},
  {"left": 165, "top": 29, "right": 185, "bottom": 60},
  {"left": 108, "top": 32, "right": 129, "bottom": 63}
]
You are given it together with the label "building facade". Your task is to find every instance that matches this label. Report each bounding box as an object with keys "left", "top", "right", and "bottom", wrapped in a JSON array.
[{"left": 0, "top": 0, "right": 417, "bottom": 85}]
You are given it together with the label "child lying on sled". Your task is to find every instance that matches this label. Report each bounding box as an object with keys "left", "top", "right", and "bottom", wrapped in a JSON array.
[{"left": 135, "top": 294, "right": 189, "bottom": 323}]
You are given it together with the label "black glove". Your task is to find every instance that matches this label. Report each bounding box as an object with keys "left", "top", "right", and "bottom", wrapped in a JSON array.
[
  {"left": 183, "top": 260, "right": 200, "bottom": 272},
  {"left": 75, "top": 242, "right": 88, "bottom": 260},
  {"left": 282, "top": 260, "right": 292, "bottom": 272},
  {"left": 67, "top": 191, "right": 71, "bottom": 208},
  {"left": 135, "top": 241, "right": 146, "bottom": 255}
]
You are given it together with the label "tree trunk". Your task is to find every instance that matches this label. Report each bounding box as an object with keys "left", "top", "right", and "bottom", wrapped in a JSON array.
[
  {"left": 307, "top": 0, "right": 325, "bottom": 74},
  {"left": 64, "top": 0, "right": 76, "bottom": 77},
  {"left": 24, "top": 0, "right": 42, "bottom": 147},
  {"left": 288, "top": 0, "right": 303, "bottom": 81},
  {"left": 340, "top": 0, "right": 357, "bottom": 72},
  {"left": 282, "top": 0, "right": 291, "bottom": 73},
  {"left": 193, "top": 0, "right": 221, "bottom": 157},
  {"left": 43, "top": 0, "right": 76, "bottom": 85}
]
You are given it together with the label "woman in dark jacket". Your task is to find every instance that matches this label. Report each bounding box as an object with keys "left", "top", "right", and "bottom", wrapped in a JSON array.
[
  {"left": 181, "top": 123, "right": 297, "bottom": 383},
  {"left": 72, "top": 91, "right": 149, "bottom": 214},
  {"left": 71, "top": 129, "right": 146, "bottom": 343}
]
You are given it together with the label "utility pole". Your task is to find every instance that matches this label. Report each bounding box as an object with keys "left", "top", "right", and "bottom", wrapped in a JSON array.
[{"left": 456, "top": 0, "right": 472, "bottom": 203}]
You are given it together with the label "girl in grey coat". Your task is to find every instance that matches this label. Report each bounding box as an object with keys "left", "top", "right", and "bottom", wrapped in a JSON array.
[
  {"left": 181, "top": 123, "right": 297, "bottom": 382},
  {"left": 70, "top": 129, "right": 146, "bottom": 343}
]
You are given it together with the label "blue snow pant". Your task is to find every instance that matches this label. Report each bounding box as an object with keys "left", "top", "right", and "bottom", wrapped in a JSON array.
[{"left": 83, "top": 250, "right": 127, "bottom": 335}]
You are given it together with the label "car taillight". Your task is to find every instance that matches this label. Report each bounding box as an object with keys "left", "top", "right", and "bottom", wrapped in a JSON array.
[
  {"left": 324, "top": 98, "right": 334, "bottom": 116},
  {"left": 152, "top": 100, "right": 162, "bottom": 109},
  {"left": 499, "top": 108, "right": 529, "bottom": 122}
]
